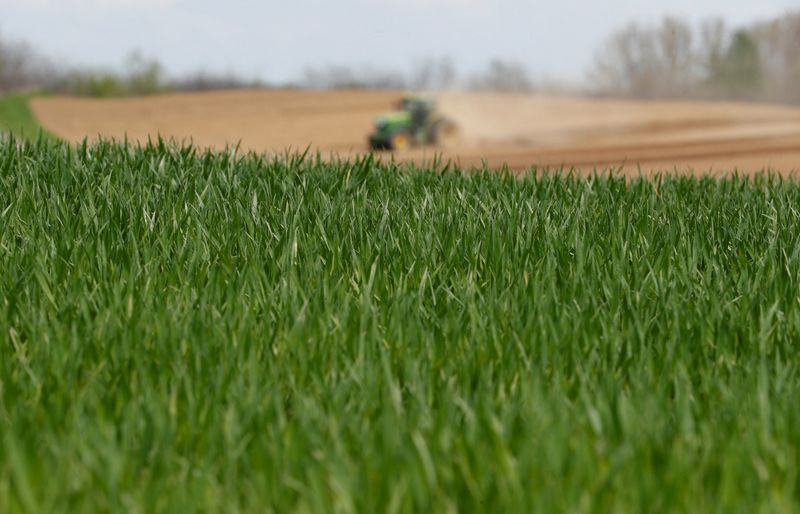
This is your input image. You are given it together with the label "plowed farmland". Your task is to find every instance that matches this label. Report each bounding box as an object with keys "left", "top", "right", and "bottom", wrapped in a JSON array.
[{"left": 31, "top": 89, "right": 800, "bottom": 173}]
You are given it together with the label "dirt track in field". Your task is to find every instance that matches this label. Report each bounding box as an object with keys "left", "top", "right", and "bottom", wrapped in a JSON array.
[{"left": 31, "top": 89, "right": 800, "bottom": 175}]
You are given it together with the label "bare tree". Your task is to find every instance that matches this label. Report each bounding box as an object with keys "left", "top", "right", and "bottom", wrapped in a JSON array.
[
  {"left": 411, "top": 57, "right": 458, "bottom": 90},
  {"left": 0, "top": 34, "right": 52, "bottom": 93},
  {"left": 171, "top": 71, "right": 263, "bottom": 92},
  {"left": 656, "top": 17, "right": 696, "bottom": 96},
  {"left": 302, "top": 65, "right": 406, "bottom": 90},
  {"left": 696, "top": 18, "right": 728, "bottom": 98},
  {"left": 591, "top": 24, "right": 651, "bottom": 97},
  {"left": 469, "top": 59, "right": 533, "bottom": 92},
  {"left": 751, "top": 13, "right": 800, "bottom": 103},
  {"left": 591, "top": 18, "right": 698, "bottom": 99},
  {"left": 700, "top": 18, "right": 727, "bottom": 69},
  {"left": 123, "top": 51, "right": 165, "bottom": 95}
]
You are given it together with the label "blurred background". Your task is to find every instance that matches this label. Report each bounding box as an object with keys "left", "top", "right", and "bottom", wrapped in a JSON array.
[{"left": 2, "top": 0, "right": 800, "bottom": 172}]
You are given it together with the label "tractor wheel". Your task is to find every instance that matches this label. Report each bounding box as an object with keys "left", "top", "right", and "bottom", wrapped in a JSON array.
[
  {"left": 390, "top": 132, "right": 411, "bottom": 151},
  {"left": 431, "top": 119, "right": 458, "bottom": 147}
]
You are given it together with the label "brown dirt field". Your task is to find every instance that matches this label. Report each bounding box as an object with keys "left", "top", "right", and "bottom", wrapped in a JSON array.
[{"left": 31, "top": 89, "right": 800, "bottom": 175}]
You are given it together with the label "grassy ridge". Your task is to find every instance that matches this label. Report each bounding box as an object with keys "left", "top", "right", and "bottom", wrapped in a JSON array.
[
  {"left": 1, "top": 139, "right": 800, "bottom": 513},
  {"left": 0, "top": 94, "right": 50, "bottom": 141}
]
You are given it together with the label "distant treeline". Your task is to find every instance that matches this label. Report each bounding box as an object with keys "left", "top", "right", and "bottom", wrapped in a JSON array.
[
  {"left": 1, "top": 10, "right": 798, "bottom": 103},
  {"left": 591, "top": 13, "right": 800, "bottom": 103},
  {"left": 0, "top": 43, "right": 265, "bottom": 97},
  {"left": 0, "top": 39, "right": 545, "bottom": 97}
]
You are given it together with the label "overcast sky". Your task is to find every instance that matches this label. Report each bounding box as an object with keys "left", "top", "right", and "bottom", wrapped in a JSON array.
[{"left": 2, "top": 0, "right": 799, "bottom": 83}]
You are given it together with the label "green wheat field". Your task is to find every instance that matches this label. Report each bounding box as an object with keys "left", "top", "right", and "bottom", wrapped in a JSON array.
[{"left": 2, "top": 137, "right": 800, "bottom": 513}]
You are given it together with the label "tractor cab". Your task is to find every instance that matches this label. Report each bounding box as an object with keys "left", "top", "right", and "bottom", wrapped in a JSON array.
[{"left": 399, "top": 96, "right": 435, "bottom": 131}]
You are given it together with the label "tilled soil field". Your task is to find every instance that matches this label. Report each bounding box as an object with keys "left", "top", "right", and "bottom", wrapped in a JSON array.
[{"left": 31, "top": 89, "right": 800, "bottom": 174}]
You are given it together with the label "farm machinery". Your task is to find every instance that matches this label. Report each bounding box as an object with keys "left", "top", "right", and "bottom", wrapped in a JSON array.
[{"left": 368, "top": 95, "right": 458, "bottom": 151}]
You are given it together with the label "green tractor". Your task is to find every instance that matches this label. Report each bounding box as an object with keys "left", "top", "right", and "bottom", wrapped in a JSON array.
[{"left": 368, "top": 95, "right": 458, "bottom": 151}]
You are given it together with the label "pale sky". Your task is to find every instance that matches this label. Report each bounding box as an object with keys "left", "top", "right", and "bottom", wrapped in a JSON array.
[{"left": 2, "top": 0, "right": 799, "bottom": 83}]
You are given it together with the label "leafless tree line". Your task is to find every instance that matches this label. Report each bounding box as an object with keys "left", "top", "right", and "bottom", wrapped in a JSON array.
[
  {"left": 591, "top": 13, "right": 800, "bottom": 103},
  {"left": 299, "top": 57, "right": 539, "bottom": 92},
  {"left": 0, "top": 37, "right": 52, "bottom": 93},
  {"left": 1, "top": 10, "right": 799, "bottom": 103},
  {"left": 0, "top": 36, "right": 262, "bottom": 96},
  {"left": 0, "top": 33, "right": 539, "bottom": 96}
]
